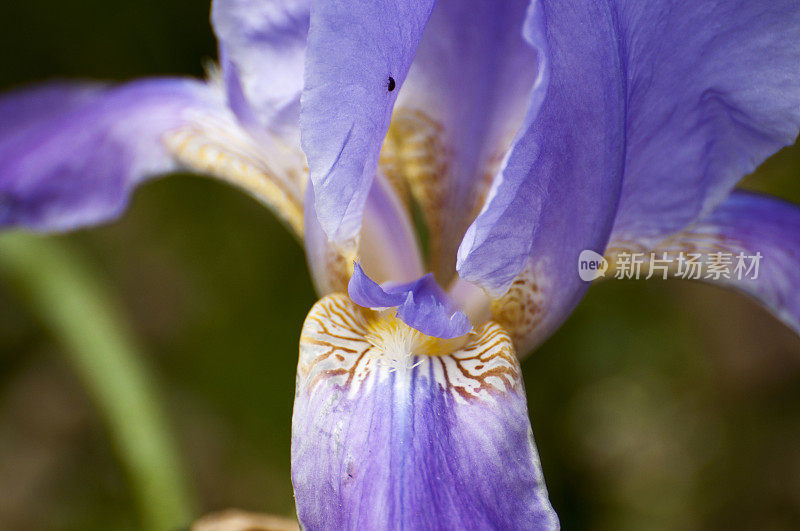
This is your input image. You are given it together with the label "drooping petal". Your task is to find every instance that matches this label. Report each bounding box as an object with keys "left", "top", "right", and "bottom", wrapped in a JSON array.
[
  {"left": 0, "top": 78, "right": 226, "bottom": 232},
  {"left": 301, "top": 0, "right": 436, "bottom": 246},
  {"left": 292, "top": 294, "right": 558, "bottom": 529},
  {"left": 382, "top": 0, "right": 540, "bottom": 280},
  {"left": 607, "top": 191, "right": 800, "bottom": 336},
  {"left": 611, "top": 0, "right": 800, "bottom": 240},
  {"left": 349, "top": 263, "right": 470, "bottom": 339},
  {"left": 457, "top": 0, "right": 627, "bottom": 344},
  {"left": 211, "top": 0, "right": 309, "bottom": 138}
]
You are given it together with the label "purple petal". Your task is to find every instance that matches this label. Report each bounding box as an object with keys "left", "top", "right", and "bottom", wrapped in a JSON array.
[
  {"left": 293, "top": 295, "right": 558, "bottom": 529},
  {"left": 301, "top": 0, "right": 436, "bottom": 244},
  {"left": 457, "top": 0, "right": 626, "bottom": 344},
  {"left": 611, "top": 1, "right": 800, "bottom": 241},
  {"left": 0, "top": 78, "right": 225, "bottom": 232},
  {"left": 390, "top": 0, "right": 540, "bottom": 279},
  {"left": 611, "top": 191, "right": 800, "bottom": 335},
  {"left": 349, "top": 263, "right": 470, "bottom": 339},
  {"left": 211, "top": 0, "right": 309, "bottom": 138}
]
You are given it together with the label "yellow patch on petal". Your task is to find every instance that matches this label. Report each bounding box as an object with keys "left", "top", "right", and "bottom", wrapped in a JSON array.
[{"left": 490, "top": 260, "right": 548, "bottom": 355}]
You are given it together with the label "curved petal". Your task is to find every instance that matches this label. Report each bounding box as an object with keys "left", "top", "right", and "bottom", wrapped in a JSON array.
[
  {"left": 383, "top": 0, "right": 540, "bottom": 279},
  {"left": 611, "top": 0, "right": 800, "bottom": 240},
  {"left": 457, "top": 0, "right": 627, "bottom": 343},
  {"left": 301, "top": 0, "right": 436, "bottom": 246},
  {"left": 211, "top": 0, "right": 309, "bottom": 139},
  {"left": 349, "top": 263, "right": 470, "bottom": 339},
  {"left": 607, "top": 191, "right": 800, "bottom": 335},
  {"left": 292, "top": 295, "right": 558, "bottom": 529},
  {"left": 0, "top": 78, "right": 226, "bottom": 232}
]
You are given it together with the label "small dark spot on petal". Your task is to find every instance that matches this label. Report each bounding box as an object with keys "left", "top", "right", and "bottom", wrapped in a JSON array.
[
  {"left": 345, "top": 460, "right": 356, "bottom": 481},
  {"left": 387, "top": 76, "right": 396, "bottom": 92}
]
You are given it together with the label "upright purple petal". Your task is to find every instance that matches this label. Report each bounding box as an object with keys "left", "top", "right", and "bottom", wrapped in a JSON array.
[
  {"left": 0, "top": 78, "right": 225, "bottom": 232},
  {"left": 387, "top": 0, "right": 540, "bottom": 279},
  {"left": 609, "top": 191, "right": 800, "bottom": 336},
  {"left": 457, "top": 0, "right": 626, "bottom": 345},
  {"left": 292, "top": 295, "right": 558, "bottom": 529},
  {"left": 460, "top": 0, "right": 800, "bottom": 352},
  {"left": 301, "top": 0, "right": 436, "bottom": 245},
  {"left": 349, "top": 263, "right": 470, "bottom": 339},
  {"left": 211, "top": 0, "right": 309, "bottom": 137},
  {"left": 611, "top": 1, "right": 800, "bottom": 240}
]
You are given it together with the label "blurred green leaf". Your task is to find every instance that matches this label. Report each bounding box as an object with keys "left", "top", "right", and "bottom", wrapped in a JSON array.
[{"left": 0, "top": 232, "right": 195, "bottom": 530}]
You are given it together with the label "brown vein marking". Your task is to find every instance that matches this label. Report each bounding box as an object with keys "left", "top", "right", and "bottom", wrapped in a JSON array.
[
  {"left": 490, "top": 260, "right": 547, "bottom": 353},
  {"left": 436, "top": 321, "right": 521, "bottom": 400},
  {"left": 298, "top": 295, "right": 522, "bottom": 402},
  {"left": 298, "top": 294, "right": 372, "bottom": 391},
  {"left": 164, "top": 117, "right": 306, "bottom": 238}
]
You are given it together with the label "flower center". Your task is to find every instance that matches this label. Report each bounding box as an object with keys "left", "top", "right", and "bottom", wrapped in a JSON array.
[
  {"left": 299, "top": 294, "right": 522, "bottom": 402},
  {"left": 363, "top": 313, "right": 467, "bottom": 371}
]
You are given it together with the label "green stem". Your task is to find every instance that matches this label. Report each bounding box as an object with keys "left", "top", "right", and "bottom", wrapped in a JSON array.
[{"left": 0, "top": 232, "right": 194, "bottom": 530}]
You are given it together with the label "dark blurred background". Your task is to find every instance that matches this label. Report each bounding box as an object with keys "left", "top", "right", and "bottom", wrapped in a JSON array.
[{"left": 1, "top": 1, "right": 799, "bottom": 529}]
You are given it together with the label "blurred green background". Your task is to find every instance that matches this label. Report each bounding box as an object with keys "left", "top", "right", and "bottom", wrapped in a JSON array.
[{"left": 1, "top": 1, "right": 800, "bottom": 529}]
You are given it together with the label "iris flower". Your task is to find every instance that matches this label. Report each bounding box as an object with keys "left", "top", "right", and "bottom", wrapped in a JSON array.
[{"left": 2, "top": 0, "right": 800, "bottom": 528}]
